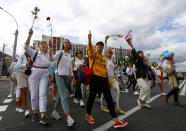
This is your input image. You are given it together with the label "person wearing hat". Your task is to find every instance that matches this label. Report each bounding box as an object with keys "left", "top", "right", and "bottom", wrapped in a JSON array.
[
  {"left": 85, "top": 31, "right": 128, "bottom": 129},
  {"left": 163, "top": 53, "right": 184, "bottom": 107}
]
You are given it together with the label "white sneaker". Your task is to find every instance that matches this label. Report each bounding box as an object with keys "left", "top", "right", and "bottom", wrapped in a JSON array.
[
  {"left": 143, "top": 104, "right": 152, "bottom": 108},
  {"left": 25, "top": 110, "right": 30, "bottom": 118},
  {"left": 73, "top": 98, "right": 79, "bottom": 104},
  {"left": 80, "top": 100, "right": 85, "bottom": 107},
  {"left": 16, "top": 108, "right": 24, "bottom": 113},
  {"left": 7, "top": 94, "right": 13, "bottom": 98},
  {"left": 69, "top": 94, "right": 74, "bottom": 98},
  {"left": 133, "top": 91, "right": 139, "bottom": 95},
  {"left": 125, "top": 89, "right": 129, "bottom": 93},
  {"left": 67, "top": 116, "right": 75, "bottom": 127},
  {"left": 161, "top": 92, "right": 166, "bottom": 95},
  {"left": 51, "top": 110, "right": 61, "bottom": 120}
]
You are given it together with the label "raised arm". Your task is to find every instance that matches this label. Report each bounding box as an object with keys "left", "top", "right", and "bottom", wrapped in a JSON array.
[
  {"left": 25, "top": 29, "right": 33, "bottom": 46},
  {"left": 88, "top": 30, "right": 92, "bottom": 47},
  {"left": 126, "top": 39, "right": 138, "bottom": 60},
  {"left": 87, "top": 30, "right": 95, "bottom": 59},
  {"left": 24, "top": 29, "right": 37, "bottom": 59},
  {"left": 104, "top": 36, "right": 109, "bottom": 56},
  {"left": 156, "top": 61, "right": 164, "bottom": 70}
]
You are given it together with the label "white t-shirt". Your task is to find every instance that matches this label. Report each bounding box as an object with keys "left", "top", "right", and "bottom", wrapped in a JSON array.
[
  {"left": 73, "top": 58, "right": 84, "bottom": 71},
  {"left": 156, "top": 70, "right": 161, "bottom": 76},
  {"left": 53, "top": 50, "right": 73, "bottom": 76},
  {"left": 107, "top": 58, "right": 115, "bottom": 78},
  {"left": 151, "top": 66, "right": 158, "bottom": 75}
]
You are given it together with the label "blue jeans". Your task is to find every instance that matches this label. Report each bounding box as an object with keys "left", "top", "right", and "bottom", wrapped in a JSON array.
[
  {"left": 54, "top": 92, "right": 60, "bottom": 110},
  {"left": 68, "top": 76, "right": 72, "bottom": 94},
  {"left": 55, "top": 73, "right": 70, "bottom": 113}
]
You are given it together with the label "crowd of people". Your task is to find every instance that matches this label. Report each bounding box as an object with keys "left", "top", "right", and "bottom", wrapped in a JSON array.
[{"left": 6, "top": 28, "right": 184, "bottom": 129}]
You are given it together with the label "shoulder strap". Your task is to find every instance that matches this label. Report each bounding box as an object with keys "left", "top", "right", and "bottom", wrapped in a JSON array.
[
  {"left": 57, "top": 51, "right": 63, "bottom": 69},
  {"left": 32, "top": 52, "right": 38, "bottom": 66},
  {"left": 83, "top": 57, "right": 88, "bottom": 65}
]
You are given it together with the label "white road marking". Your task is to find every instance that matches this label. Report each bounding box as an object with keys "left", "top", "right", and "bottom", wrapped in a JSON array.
[
  {"left": 0, "top": 116, "right": 2, "bottom": 121},
  {"left": 179, "top": 80, "right": 186, "bottom": 96},
  {"left": 93, "top": 94, "right": 161, "bottom": 131},
  {"left": 0, "top": 105, "right": 8, "bottom": 112},
  {"left": 120, "top": 91, "right": 128, "bottom": 93},
  {"left": 3, "top": 99, "right": 13, "bottom": 104}
]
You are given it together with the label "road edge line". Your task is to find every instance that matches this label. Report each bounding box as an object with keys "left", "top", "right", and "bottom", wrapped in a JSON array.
[{"left": 93, "top": 94, "right": 161, "bottom": 131}]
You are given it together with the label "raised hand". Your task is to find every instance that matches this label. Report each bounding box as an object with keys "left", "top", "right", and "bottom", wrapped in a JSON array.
[
  {"left": 126, "top": 38, "right": 134, "bottom": 49},
  {"left": 88, "top": 30, "right": 92, "bottom": 40},
  {"left": 105, "top": 36, "right": 109, "bottom": 44},
  {"left": 29, "top": 28, "right": 33, "bottom": 36},
  {"left": 25, "top": 29, "right": 33, "bottom": 45}
]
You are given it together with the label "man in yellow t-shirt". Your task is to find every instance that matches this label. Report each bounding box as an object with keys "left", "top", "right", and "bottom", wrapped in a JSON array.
[{"left": 85, "top": 31, "right": 128, "bottom": 129}]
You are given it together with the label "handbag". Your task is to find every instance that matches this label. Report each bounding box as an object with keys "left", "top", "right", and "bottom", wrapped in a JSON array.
[
  {"left": 25, "top": 52, "right": 38, "bottom": 75},
  {"left": 78, "top": 54, "right": 96, "bottom": 85}
]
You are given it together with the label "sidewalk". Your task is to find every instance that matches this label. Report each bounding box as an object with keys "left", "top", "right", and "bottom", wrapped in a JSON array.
[{"left": 0, "top": 76, "right": 10, "bottom": 81}]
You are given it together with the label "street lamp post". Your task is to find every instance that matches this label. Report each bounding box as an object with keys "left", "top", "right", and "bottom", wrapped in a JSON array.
[
  {"left": 0, "top": 36, "right": 5, "bottom": 78},
  {"left": 0, "top": 7, "right": 18, "bottom": 61},
  {"left": 147, "top": 53, "right": 151, "bottom": 63}
]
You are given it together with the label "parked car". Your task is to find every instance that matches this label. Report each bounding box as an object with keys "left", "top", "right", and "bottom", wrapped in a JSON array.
[{"left": 177, "top": 73, "right": 185, "bottom": 80}]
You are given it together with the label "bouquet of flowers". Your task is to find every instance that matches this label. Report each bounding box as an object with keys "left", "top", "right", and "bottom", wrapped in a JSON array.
[
  {"left": 31, "top": 7, "right": 40, "bottom": 29},
  {"left": 125, "top": 30, "right": 132, "bottom": 42}
]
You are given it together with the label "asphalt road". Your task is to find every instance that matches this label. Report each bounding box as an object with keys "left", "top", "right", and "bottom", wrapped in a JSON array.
[{"left": 0, "top": 80, "right": 186, "bottom": 131}]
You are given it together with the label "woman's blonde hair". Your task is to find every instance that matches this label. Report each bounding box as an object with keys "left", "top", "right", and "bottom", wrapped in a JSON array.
[
  {"left": 106, "top": 48, "right": 113, "bottom": 57},
  {"left": 38, "top": 41, "right": 48, "bottom": 53}
]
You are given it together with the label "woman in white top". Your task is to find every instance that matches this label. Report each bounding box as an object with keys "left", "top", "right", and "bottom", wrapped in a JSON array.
[
  {"left": 100, "top": 36, "right": 124, "bottom": 114},
  {"left": 16, "top": 52, "right": 31, "bottom": 117},
  {"left": 24, "top": 29, "right": 52, "bottom": 125},
  {"left": 73, "top": 50, "right": 85, "bottom": 107},
  {"left": 53, "top": 39, "right": 76, "bottom": 127},
  {"left": 8, "top": 61, "right": 18, "bottom": 98},
  {"left": 150, "top": 62, "right": 166, "bottom": 95},
  {"left": 126, "top": 64, "right": 138, "bottom": 95}
]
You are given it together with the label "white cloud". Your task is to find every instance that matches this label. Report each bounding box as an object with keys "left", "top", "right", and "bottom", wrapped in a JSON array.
[{"left": 0, "top": 0, "right": 186, "bottom": 71}]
